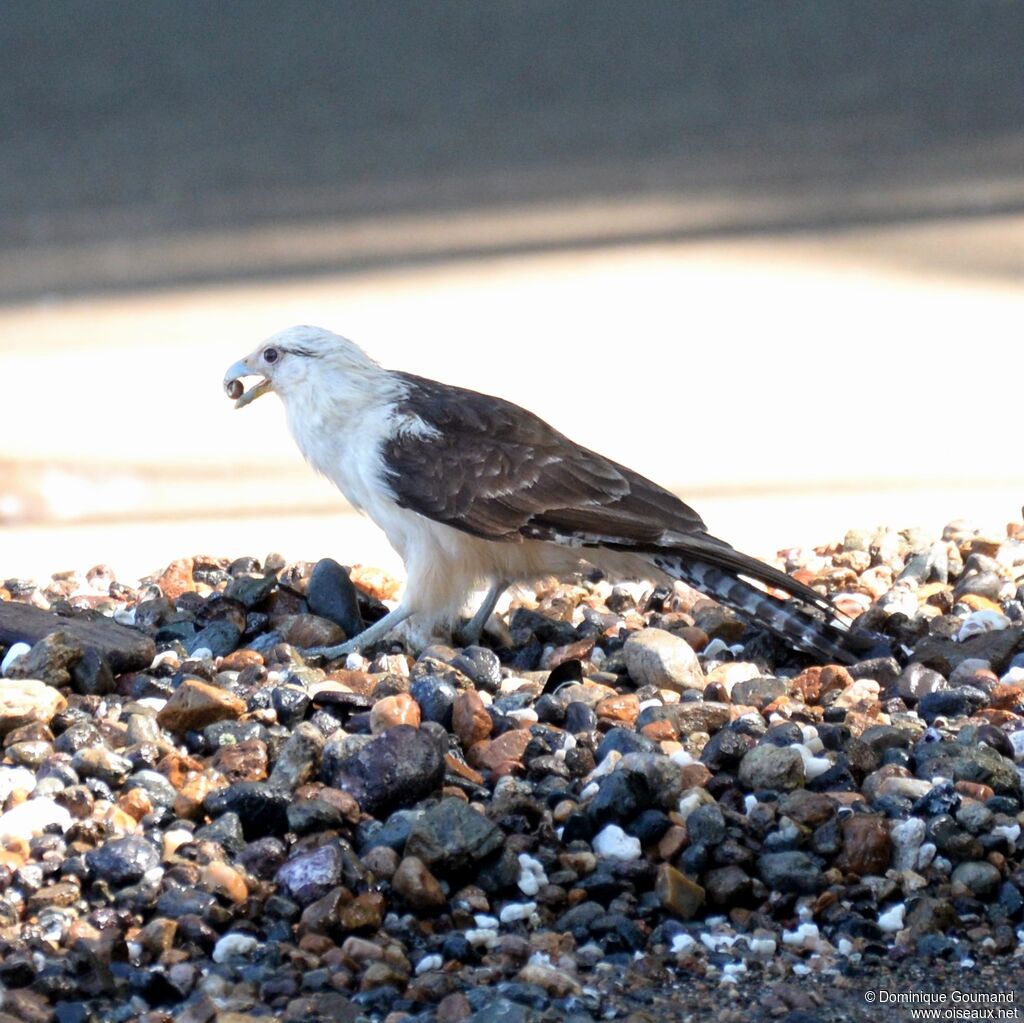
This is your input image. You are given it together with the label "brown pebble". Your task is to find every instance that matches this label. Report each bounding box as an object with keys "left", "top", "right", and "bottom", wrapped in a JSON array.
[
  {"left": 211, "top": 739, "right": 268, "bottom": 782},
  {"left": 955, "top": 780, "right": 995, "bottom": 802},
  {"left": 452, "top": 690, "right": 492, "bottom": 748},
  {"left": 370, "top": 693, "right": 421, "bottom": 733},
  {"left": 200, "top": 861, "right": 249, "bottom": 904},
  {"left": 156, "top": 558, "right": 194, "bottom": 600},
  {"left": 595, "top": 693, "right": 640, "bottom": 725},
  {"left": 392, "top": 855, "right": 447, "bottom": 911},
  {"left": 156, "top": 678, "right": 246, "bottom": 734},
  {"left": 436, "top": 992, "right": 472, "bottom": 1023},
  {"left": 338, "top": 892, "right": 385, "bottom": 931},
  {"left": 835, "top": 814, "right": 891, "bottom": 876},
  {"left": 655, "top": 862, "right": 705, "bottom": 919}
]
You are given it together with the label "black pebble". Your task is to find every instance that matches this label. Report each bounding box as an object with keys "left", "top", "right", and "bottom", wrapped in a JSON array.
[{"left": 306, "top": 558, "right": 365, "bottom": 638}]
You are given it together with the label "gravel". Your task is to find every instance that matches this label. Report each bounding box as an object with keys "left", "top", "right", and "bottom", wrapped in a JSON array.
[{"left": 0, "top": 519, "right": 1022, "bottom": 1020}]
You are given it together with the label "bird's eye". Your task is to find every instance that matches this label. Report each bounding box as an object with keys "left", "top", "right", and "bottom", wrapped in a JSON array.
[{"left": 263, "top": 347, "right": 280, "bottom": 364}]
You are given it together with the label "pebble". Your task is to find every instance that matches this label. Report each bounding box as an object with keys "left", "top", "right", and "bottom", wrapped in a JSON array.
[
  {"left": 592, "top": 824, "right": 641, "bottom": 861},
  {"left": 369, "top": 691, "right": 421, "bottom": 732},
  {"left": 156, "top": 677, "right": 246, "bottom": 733},
  {"left": 622, "top": 628, "right": 705, "bottom": 691},
  {"left": 951, "top": 860, "right": 1003, "bottom": 898},
  {"left": 328, "top": 724, "right": 446, "bottom": 814},
  {"left": 0, "top": 641, "right": 30, "bottom": 675},
  {"left": 737, "top": 744, "right": 805, "bottom": 791},
  {"left": 0, "top": 797, "right": 71, "bottom": 841},
  {"left": 305, "top": 557, "right": 364, "bottom": 639},
  {"left": 958, "top": 609, "right": 1011, "bottom": 641},
  {"left": 835, "top": 814, "right": 891, "bottom": 876},
  {"left": 211, "top": 932, "right": 258, "bottom": 963},
  {"left": 85, "top": 835, "right": 159, "bottom": 884},
  {"left": 0, "top": 679, "right": 67, "bottom": 734},
  {"left": 0, "top": 526, "right": 1022, "bottom": 1020},
  {"left": 517, "top": 853, "right": 547, "bottom": 896},
  {"left": 655, "top": 863, "right": 705, "bottom": 918},
  {"left": 392, "top": 854, "right": 447, "bottom": 910}
]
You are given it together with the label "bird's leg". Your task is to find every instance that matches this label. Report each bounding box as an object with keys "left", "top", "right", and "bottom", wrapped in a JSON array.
[
  {"left": 303, "top": 605, "right": 413, "bottom": 661},
  {"left": 457, "top": 580, "right": 508, "bottom": 647}
]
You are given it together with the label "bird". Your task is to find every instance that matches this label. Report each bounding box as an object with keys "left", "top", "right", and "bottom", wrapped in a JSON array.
[{"left": 223, "top": 325, "right": 864, "bottom": 664}]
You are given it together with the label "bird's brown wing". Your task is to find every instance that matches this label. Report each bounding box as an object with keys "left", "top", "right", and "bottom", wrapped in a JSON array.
[{"left": 382, "top": 373, "right": 708, "bottom": 546}]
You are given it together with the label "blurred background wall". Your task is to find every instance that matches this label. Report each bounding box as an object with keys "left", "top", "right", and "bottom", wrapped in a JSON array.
[{"left": 1, "top": 0, "right": 1022, "bottom": 581}]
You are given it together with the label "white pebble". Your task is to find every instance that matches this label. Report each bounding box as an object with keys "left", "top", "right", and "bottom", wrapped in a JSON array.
[
  {"left": 837, "top": 937, "right": 855, "bottom": 956},
  {"left": 890, "top": 817, "right": 926, "bottom": 872},
  {"left": 700, "top": 932, "right": 737, "bottom": 952},
  {"left": 782, "top": 922, "right": 820, "bottom": 949},
  {"left": 345, "top": 652, "right": 367, "bottom": 671},
  {"left": 957, "top": 609, "right": 1010, "bottom": 642},
  {"left": 0, "top": 798, "right": 71, "bottom": 841},
  {"left": 1, "top": 643, "right": 30, "bottom": 676},
  {"left": 473, "top": 913, "right": 499, "bottom": 928},
  {"left": 669, "top": 750, "right": 696, "bottom": 767},
  {"left": 416, "top": 954, "right": 443, "bottom": 974},
  {"left": 790, "top": 743, "right": 831, "bottom": 780},
  {"left": 592, "top": 824, "right": 641, "bottom": 862},
  {"left": 917, "top": 843, "right": 938, "bottom": 870},
  {"left": 671, "top": 933, "right": 696, "bottom": 954},
  {"left": 878, "top": 903, "right": 905, "bottom": 933},
  {"left": 465, "top": 927, "right": 498, "bottom": 947},
  {"left": 0, "top": 766, "right": 37, "bottom": 801},
  {"left": 579, "top": 782, "right": 599, "bottom": 801},
  {"left": 1001, "top": 667, "right": 1024, "bottom": 685},
  {"left": 721, "top": 961, "right": 747, "bottom": 983},
  {"left": 517, "top": 853, "right": 547, "bottom": 897},
  {"left": 188, "top": 647, "right": 213, "bottom": 662},
  {"left": 113, "top": 607, "right": 136, "bottom": 626},
  {"left": 791, "top": 963, "right": 812, "bottom": 977},
  {"left": 747, "top": 937, "right": 776, "bottom": 955},
  {"left": 499, "top": 901, "right": 536, "bottom": 924},
  {"left": 212, "top": 933, "right": 258, "bottom": 963},
  {"left": 743, "top": 794, "right": 759, "bottom": 814}
]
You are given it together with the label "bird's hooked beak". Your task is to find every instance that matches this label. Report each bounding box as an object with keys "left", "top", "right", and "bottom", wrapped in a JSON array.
[{"left": 223, "top": 358, "right": 272, "bottom": 410}]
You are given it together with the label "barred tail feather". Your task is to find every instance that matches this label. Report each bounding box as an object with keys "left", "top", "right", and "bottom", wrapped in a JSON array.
[{"left": 651, "top": 552, "right": 857, "bottom": 665}]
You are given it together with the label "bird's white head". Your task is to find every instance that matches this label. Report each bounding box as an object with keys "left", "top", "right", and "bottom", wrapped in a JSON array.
[{"left": 223, "top": 325, "right": 386, "bottom": 411}]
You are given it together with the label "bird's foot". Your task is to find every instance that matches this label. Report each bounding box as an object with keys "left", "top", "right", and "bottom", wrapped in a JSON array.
[
  {"left": 454, "top": 624, "right": 482, "bottom": 648},
  {"left": 302, "top": 639, "right": 357, "bottom": 662}
]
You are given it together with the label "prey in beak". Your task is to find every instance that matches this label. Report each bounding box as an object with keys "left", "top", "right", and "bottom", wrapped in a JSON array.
[{"left": 223, "top": 359, "right": 272, "bottom": 409}]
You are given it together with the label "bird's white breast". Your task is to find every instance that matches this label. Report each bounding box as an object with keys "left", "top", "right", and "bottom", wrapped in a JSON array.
[{"left": 285, "top": 395, "right": 393, "bottom": 515}]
